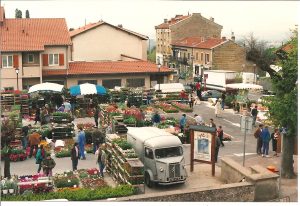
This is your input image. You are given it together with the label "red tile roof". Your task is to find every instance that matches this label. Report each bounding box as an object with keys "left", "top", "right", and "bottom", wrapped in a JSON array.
[
  {"left": 70, "top": 21, "right": 148, "bottom": 40},
  {"left": 171, "top": 37, "right": 226, "bottom": 49},
  {"left": 43, "top": 60, "right": 173, "bottom": 76},
  {"left": 155, "top": 15, "right": 190, "bottom": 29},
  {"left": 0, "top": 7, "right": 4, "bottom": 23},
  {"left": 0, "top": 18, "right": 72, "bottom": 52}
]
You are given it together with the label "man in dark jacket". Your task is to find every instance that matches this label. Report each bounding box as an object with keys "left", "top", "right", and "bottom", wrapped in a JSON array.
[
  {"left": 251, "top": 106, "right": 258, "bottom": 126},
  {"left": 71, "top": 143, "right": 80, "bottom": 171},
  {"left": 254, "top": 124, "right": 263, "bottom": 155},
  {"left": 94, "top": 106, "right": 100, "bottom": 128},
  {"left": 92, "top": 127, "right": 105, "bottom": 154},
  {"left": 21, "top": 124, "right": 31, "bottom": 149}
]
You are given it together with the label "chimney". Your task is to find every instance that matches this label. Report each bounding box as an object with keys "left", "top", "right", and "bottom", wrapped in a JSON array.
[
  {"left": 222, "top": 36, "right": 226, "bottom": 41},
  {"left": 231, "top": 32, "right": 235, "bottom": 42},
  {"left": 118, "top": 24, "right": 123, "bottom": 28},
  {"left": 164, "top": 19, "right": 167, "bottom": 23},
  {"left": 210, "top": 17, "right": 214, "bottom": 22}
]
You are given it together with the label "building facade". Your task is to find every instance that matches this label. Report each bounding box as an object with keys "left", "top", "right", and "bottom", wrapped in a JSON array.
[
  {"left": 155, "top": 13, "right": 222, "bottom": 66},
  {"left": 0, "top": 7, "right": 72, "bottom": 90},
  {"left": 70, "top": 21, "right": 148, "bottom": 61},
  {"left": 171, "top": 36, "right": 246, "bottom": 80}
]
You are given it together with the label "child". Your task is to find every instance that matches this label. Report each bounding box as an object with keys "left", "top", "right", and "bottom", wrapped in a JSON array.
[{"left": 41, "top": 153, "right": 56, "bottom": 176}]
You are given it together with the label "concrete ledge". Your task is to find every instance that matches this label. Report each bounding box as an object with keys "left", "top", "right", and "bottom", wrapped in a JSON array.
[
  {"left": 221, "top": 157, "right": 279, "bottom": 201},
  {"left": 109, "top": 182, "right": 254, "bottom": 202}
]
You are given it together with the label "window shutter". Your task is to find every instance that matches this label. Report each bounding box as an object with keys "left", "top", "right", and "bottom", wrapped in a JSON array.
[
  {"left": 59, "top": 53, "right": 64, "bottom": 66},
  {"left": 43, "top": 54, "right": 48, "bottom": 66},
  {"left": 0, "top": 55, "right": 2, "bottom": 68},
  {"left": 13, "top": 55, "right": 19, "bottom": 68}
]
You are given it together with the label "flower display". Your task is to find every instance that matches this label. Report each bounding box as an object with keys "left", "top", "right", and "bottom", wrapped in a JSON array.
[
  {"left": 156, "top": 102, "right": 179, "bottom": 113},
  {"left": 76, "top": 123, "right": 95, "bottom": 129},
  {"left": 171, "top": 102, "right": 193, "bottom": 112},
  {"left": 81, "top": 177, "right": 107, "bottom": 189},
  {"left": 124, "top": 108, "right": 143, "bottom": 121},
  {"left": 87, "top": 168, "right": 99, "bottom": 176},
  {"left": 53, "top": 175, "right": 79, "bottom": 188},
  {"left": 1, "top": 148, "right": 28, "bottom": 162}
]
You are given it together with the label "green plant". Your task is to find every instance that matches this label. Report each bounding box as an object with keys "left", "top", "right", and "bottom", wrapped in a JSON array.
[
  {"left": 113, "top": 138, "right": 133, "bottom": 150},
  {"left": 123, "top": 116, "right": 136, "bottom": 125},
  {"left": 2, "top": 185, "right": 135, "bottom": 201},
  {"left": 55, "top": 149, "right": 71, "bottom": 158},
  {"left": 54, "top": 176, "right": 79, "bottom": 188}
]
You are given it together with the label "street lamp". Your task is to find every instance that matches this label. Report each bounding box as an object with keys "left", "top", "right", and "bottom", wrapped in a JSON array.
[
  {"left": 15, "top": 67, "right": 19, "bottom": 90},
  {"left": 157, "top": 60, "right": 161, "bottom": 92}
]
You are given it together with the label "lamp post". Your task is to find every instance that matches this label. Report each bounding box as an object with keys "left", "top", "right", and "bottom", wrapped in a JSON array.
[{"left": 15, "top": 67, "right": 19, "bottom": 90}]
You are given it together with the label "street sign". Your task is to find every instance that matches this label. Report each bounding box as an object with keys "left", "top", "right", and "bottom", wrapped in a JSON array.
[{"left": 240, "top": 115, "right": 253, "bottom": 134}]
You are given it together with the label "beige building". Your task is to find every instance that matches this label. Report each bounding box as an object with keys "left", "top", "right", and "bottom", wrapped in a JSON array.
[
  {"left": 171, "top": 36, "right": 246, "bottom": 78},
  {"left": 0, "top": 7, "right": 72, "bottom": 90},
  {"left": 70, "top": 21, "right": 148, "bottom": 61},
  {"left": 155, "top": 13, "right": 222, "bottom": 66}
]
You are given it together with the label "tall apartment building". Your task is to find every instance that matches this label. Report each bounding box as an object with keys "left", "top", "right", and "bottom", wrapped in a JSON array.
[{"left": 155, "top": 13, "right": 222, "bottom": 66}]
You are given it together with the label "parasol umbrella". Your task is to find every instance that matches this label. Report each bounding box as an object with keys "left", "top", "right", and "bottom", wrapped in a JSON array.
[
  {"left": 69, "top": 83, "right": 106, "bottom": 96},
  {"left": 28, "top": 82, "right": 64, "bottom": 93}
]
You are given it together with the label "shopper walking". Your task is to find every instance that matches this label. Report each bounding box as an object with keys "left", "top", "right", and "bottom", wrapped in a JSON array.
[
  {"left": 78, "top": 127, "right": 86, "bottom": 160},
  {"left": 188, "top": 93, "right": 194, "bottom": 109},
  {"left": 21, "top": 124, "right": 31, "bottom": 150},
  {"left": 254, "top": 124, "right": 263, "bottom": 155},
  {"left": 251, "top": 106, "right": 258, "bottom": 126},
  {"left": 194, "top": 114, "right": 204, "bottom": 125},
  {"left": 92, "top": 127, "right": 105, "bottom": 154},
  {"left": 217, "top": 126, "right": 225, "bottom": 147},
  {"left": 215, "top": 99, "right": 222, "bottom": 117},
  {"left": 261, "top": 126, "right": 271, "bottom": 157},
  {"left": 271, "top": 128, "right": 281, "bottom": 157},
  {"left": 71, "top": 143, "right": 80, "bottom": 171},
  {"left": 41, "top": 153, "right": 56, "bottom": 176},
  {"left": 36, "top": 145, "right": 46, "bottom": 173},
  {"left": 195, "top": 81, "right": 202, "bottom": 100},
  {"left": 94, "top": 105, "right": 100, "bottom": 128},
  {"left": 34, "top": 107, "right": 41, "bottom": 125},
  {"left": 179, "top": 114, "right": 187, "bottom": 133},
  {"left": 221, "top": 92, "right": 226, "bottom": 110},
  {"left": 29, "top": 131, "right": 41, "bottom": 158},
  {"left": 96, "top": 145, "right": 107, "bottom": 178}
]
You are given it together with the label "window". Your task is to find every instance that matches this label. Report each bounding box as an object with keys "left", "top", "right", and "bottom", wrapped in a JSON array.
[
  {"left": 201, "top": 53, "right": 204, "bottom": 61},
  {"left": 2, "top": 55, "right": 13, "bottom": 68},
  {"left": 4, "top": 87, "right": 14, "bottom": 91},
  {"left": 155, "top": 146, "right": 183, "bottom": 159},
  {"left": 28, "top": 54, "right": 34, "bottom": 63},
  {"left": 145, "top": 147, "right": 154, "bottom": 159},
  {"left": 126, "top": 78, "right": 145, "bottom": 87},
  {"left": 205, "top": 54, "right": 210, "bottom": 64},
  {"left": 49, "top": 54, "right": 59, "bottom": 65},
  {"left": 78, "top": 80, "right": 97, "bottom": 85},
  {"left": 102, "top": 79, "right": 121, "bottom": 89},
  {"left": 187, "top": 53, "right": 190, "bottom": 60}
]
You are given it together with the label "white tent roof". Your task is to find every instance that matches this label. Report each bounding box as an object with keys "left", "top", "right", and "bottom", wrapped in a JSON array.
[
  {"left": 226, "top": 83, "right": 263, "bottom": 90},
  {"left": 154, "top": 83, "right": 185, "bottom": 93},
  {"left": 28, "top": 82, "right": 64, "bottom": 93}
]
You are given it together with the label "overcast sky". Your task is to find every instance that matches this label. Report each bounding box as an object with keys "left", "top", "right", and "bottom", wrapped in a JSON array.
[{"left": 1, "top": 0, "right": 299, "bottom": 44}]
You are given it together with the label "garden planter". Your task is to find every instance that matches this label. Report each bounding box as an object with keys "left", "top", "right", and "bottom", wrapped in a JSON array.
[
  {"left": 2, "top": 189, "right": 8, "bottom": 195},
  {"left": 9, "top": 189, "right": 14, "bottom": 194}
]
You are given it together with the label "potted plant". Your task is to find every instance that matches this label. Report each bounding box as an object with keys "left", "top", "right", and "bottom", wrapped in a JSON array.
[
  {"left": 2, "top": 184, "right": 8, "bottom": 195},
  {"left": 6, "top": 181, "right": 17, "bottom": 194}
]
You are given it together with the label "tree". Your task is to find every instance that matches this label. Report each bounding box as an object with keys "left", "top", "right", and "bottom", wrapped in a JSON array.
[
  {"left": 240, "top": 33, "right": 277, "bottom": 76},
  {"left": 15, "top": 8, "right": 22, "bottom": 18},
  {"left": 147, "top": 46, "right": 156, "bottom": 63},
  {"left": 25, "top": 10, "right": 30, "bottom": 18},
  {"left": 265, "top": 29, "right": 298, "bottom": 178}
]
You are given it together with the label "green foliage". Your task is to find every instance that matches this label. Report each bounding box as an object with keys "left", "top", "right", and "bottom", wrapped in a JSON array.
[
  {"left": 147, "top": 46, "right": 156, "bottom": 63},
  {"left": 2, "top": 185, "right": 135, "bottom": 201},
  {"left": 25, "top": 10, "right": 30, "bottom": 18},
  {"left": 54, "top": 176, "right": 79, "bottom": 188},
  {"left": 224, "top": 94, "right": 235, "bottom": 108},
  {"left": 55, "top": 149, "right": 71, "bottom": 158},
  {"left": 15, "top": 8, "right": 22, "bottom": 18},
  {"left": 113, "top": 138, "right": 133, "bottom": 150},
  {"left": 123, "top": 116, "right": 136, "bottom": 125}
]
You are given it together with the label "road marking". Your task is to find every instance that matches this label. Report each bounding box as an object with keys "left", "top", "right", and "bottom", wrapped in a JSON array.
[
  {"left": 223, "top": 119, "right": 240, "bottom": 127},
  {"left": 233, "top": 153, "right": 256, "bottom": 157}
]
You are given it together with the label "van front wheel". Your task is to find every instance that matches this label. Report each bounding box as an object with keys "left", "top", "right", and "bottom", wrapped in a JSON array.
[{"left": 145, "top": 172, "right": 153, "bottom": 188}]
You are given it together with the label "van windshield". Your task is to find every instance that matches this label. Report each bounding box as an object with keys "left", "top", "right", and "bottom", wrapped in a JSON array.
[{"left": 155, "top": 146, "right": 183, "bottom": 159}]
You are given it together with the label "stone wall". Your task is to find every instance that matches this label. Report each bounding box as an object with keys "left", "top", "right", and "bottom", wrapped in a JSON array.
[
  {"left": 212, "top": 40, "right": 246, "bottom": 72},
  {"left": 221, "top": 157, "right": 279, "bottom": 201},
  {"left": 114, "top": 182, "right": 254, "bottom": 202},
  {"left": 170, "top": 13, "right": 222, "bottom": 42}
]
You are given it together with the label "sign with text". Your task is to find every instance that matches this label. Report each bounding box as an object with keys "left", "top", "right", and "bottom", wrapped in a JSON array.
[{"left": 194, "top": 131, "right": 212, "bottom": 162}]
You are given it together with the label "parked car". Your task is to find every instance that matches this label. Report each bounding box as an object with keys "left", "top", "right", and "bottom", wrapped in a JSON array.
[{"left": 201, "top": 90, "right": 222, "bottom": 101}]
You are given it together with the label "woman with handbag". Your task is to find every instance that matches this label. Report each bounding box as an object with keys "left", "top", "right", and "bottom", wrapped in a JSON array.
[{"left": 36, "top": 145, "right": 45, "bottom": 173}]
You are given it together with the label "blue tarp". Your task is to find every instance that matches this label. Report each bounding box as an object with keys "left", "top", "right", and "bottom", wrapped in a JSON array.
[{"left": 69, "top": 84, "right": 106, "bottom": 96}]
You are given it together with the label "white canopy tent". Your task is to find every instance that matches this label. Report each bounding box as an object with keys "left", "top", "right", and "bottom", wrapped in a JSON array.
[
  {"left": 226, "top": 83, "right": 263, "bottom": 90},
  {"left": 153, "top": 83, "right": 185, "bottom": 93},
  {"left": 28, "top": 82, "right": 64, "bottom": 93}
]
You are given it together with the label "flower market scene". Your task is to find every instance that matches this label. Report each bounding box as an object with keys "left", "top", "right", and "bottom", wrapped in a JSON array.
[{"left": 0, "top": 1, "right": 298, "bottom": 204}]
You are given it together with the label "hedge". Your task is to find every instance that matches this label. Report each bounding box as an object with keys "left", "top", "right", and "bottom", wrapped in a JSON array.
[{"left": 2, "top": 185, "right": 135, "bottom": 201}]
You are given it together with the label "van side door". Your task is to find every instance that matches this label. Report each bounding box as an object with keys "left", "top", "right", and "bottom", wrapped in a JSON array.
[{"left": 144, "top": 147, "right": 157, "bottom": 178}]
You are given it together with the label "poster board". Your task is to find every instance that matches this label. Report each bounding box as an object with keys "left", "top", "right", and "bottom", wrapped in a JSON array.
[
  {"left": 189, "top": 125, "right": 216, "bottom": 176},
  {"left": 194, "top": 131, "right": 212, "bottom": 162}
]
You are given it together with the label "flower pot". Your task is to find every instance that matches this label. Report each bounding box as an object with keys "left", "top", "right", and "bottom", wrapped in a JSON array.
[
  {"left": 2, "top": 189, "right": 8, "bottom": 195},
  {"left": 9, "top": 189, "right": 14, "bottom": 194}
]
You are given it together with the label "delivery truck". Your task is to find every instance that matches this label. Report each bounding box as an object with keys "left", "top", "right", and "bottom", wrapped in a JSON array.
[{"left": 127, "top": 127, "right": 187, "bottom": 187}]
